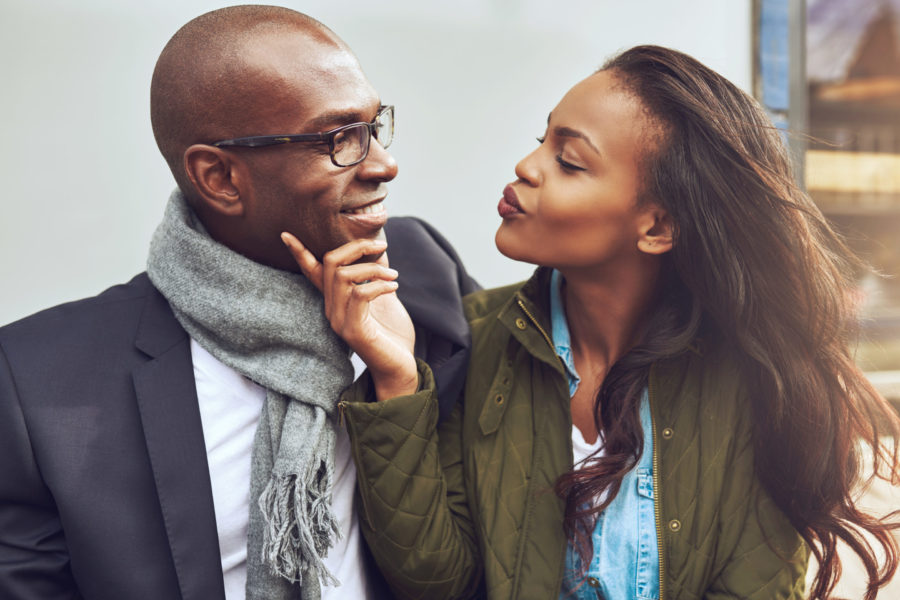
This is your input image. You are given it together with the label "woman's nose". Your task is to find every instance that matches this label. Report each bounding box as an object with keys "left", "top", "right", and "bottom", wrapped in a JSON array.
[{"left": 514, "top": 147, "right": 541, "bottom": 186}]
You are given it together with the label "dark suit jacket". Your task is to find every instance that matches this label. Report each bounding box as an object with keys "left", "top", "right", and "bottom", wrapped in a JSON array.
[{"left": 0, "top": 216, "right": 478, "bottom": 600}]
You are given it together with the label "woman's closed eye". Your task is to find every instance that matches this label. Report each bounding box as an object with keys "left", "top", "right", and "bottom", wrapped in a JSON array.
[
  {"left": 555, "top": 154, "right": 586, "bottom": 172},
  {"left": 537, "top": 136, "right": 586, "bottom": 172}
]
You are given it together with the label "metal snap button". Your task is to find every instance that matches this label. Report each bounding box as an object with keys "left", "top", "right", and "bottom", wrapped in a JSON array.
[
  {"left": 662, "top": 427, "right": 674, "bottom": 439},
  {"left": 494, "top": 394, "right": 504, "bottom": 405},
  {"left": 515, "top": 318, "right": 527, "bottom": 330},
  {"left": 668, "top": 519, "right": 682, "bottom": 532},
  {"left": 586, "top": 576, "right": 600, "bottom": 587}
]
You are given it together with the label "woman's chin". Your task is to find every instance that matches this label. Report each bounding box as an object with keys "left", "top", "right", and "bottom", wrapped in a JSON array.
[
  {"left": 495, "top": 229, "right": 539, "bottom": 266},
  {"left": 494, "top": 228, "right": 519, "bottom": 260}
]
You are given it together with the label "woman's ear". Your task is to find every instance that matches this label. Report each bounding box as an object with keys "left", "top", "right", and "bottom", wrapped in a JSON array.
[
  {"left": 637, "top": 206, "right": 673, "bottom": 255},
  {"left": 183, "top": 144, "right": 245, "bottom": 217}
]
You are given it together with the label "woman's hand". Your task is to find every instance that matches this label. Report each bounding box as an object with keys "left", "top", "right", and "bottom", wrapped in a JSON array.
[{"left": 281, "top": 232, "right": 418, "bottom": 401}]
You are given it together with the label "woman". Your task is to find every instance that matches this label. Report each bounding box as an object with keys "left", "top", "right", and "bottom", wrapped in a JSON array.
[{"left": 283, "top": 46, "right": 900, "bottom": 599}]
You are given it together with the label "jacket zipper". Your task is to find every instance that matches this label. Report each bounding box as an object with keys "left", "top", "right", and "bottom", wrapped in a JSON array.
[
  {"left": 516, "top": 298, "right": 561, "bottom": 366},
  {"left": 649, "top": 372, "right": 666, "bottom": 599}
]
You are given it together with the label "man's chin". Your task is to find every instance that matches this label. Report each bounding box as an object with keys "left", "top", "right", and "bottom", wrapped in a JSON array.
[{"left": 351, "top": 227, "right": 387, "bottom": 264}]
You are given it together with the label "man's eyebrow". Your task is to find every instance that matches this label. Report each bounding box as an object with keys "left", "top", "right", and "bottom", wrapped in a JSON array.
[{"left": 303, "top": 106, "right": 378, "bottom": 132}]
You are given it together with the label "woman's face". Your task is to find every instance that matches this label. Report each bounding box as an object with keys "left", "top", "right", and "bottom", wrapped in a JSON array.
[{"left": 496, "top": 70, "right": 664, "bottom": 271}]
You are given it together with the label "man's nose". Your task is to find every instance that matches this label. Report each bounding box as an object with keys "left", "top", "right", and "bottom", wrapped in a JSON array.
[{"left": 356, "top": 138, "right": 398, "bottom": 182}]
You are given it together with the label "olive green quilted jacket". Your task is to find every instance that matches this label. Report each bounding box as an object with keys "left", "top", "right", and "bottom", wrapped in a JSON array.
[{"left": 342, "top": 268, "right": 808, "bottom": 599}]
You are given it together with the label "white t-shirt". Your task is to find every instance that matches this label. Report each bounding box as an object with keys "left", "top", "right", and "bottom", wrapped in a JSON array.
[
  {"left": 571, "top": 425, "right": 607, "bottom": 508},
  {"left": 571, "top": 425, "right": 605, "bottom": 469},
  {"left": 192, "top": 340, "right": 371, "bottom": 600}
]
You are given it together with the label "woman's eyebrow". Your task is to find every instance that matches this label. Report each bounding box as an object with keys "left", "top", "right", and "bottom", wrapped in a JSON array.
[{"left": 553, "top": 125, "right": 601, "bottom": 156}]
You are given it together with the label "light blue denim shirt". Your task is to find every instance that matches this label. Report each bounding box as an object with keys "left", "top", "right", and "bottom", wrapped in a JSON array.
[{"left": 550, "top": 270, "right": 659, "bottom": 600}]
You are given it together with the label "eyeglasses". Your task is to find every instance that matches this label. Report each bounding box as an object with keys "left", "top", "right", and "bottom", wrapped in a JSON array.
[{"left": 211, "top": 105, "right": 394, "bottom": 167}]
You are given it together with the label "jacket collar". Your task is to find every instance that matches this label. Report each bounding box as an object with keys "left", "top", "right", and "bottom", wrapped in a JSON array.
[
  {"left": 134, "top": 278, "right": 190, "bottom": 358},
  {"left": 497, "top": 267, "right": 566, "bottom": 377},
  {"left": 500, "top": 266, "right": 707, "bottom": 375},
  {"left": 132, "top": 277, "right": 226, "bottom": 600}
]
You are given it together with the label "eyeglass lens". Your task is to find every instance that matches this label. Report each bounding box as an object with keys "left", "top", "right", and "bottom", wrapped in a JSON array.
[
  {"left": 374, "top": 107, "right": 393, "bottom": 148},
  {"left": 332, "top": 107, "right": 393, "bottom": 167}
]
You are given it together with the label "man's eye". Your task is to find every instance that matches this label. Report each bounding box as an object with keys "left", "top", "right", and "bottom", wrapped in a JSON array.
[{"left": 332, "top": 130, "right": 349, "bottom": 148}]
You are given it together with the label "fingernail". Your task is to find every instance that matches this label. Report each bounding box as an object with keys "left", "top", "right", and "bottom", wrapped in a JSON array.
[
  {"left": 385, "top": 268, "right": 399, "bottom": 277},
  {"left": 280, "top": 232, "right": 291, "bottom": 246},
  {"left": 372, "top": 239, "right": 387, "bottom": 247}
]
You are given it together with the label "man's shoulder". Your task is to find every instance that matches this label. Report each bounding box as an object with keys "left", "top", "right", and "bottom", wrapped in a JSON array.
[
  {"left": 384, "top": 215, "right": 479, "bottom": 344},
  {"left": 384, "top": 216, "right": 479, "bottom": 293},
  {"left": 0, "top": 272, "right": 160, "bottom": 347}
]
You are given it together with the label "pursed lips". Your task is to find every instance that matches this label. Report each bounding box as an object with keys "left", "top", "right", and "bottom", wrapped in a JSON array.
[{"left": 498, "top": 184, "right": 525, "bottom": 218}]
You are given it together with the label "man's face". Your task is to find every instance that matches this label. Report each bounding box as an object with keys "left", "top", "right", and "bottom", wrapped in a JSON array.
[{"left": 228, "top": 33, "right": 398, "bottom": 270}]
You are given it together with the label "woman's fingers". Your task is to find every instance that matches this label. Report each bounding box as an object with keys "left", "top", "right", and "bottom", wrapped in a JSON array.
[
  {"left": 327, "top": 262, "right": 399, "bottom": 325},
  {"left": 281, "top": 233, "right": 389, "bottom": 295},
  {"left": 281, "top": 232, "right": 394, "bottom": 322},
  {"left": 337, "top": 279, "right": 400, "bottom": 341},
  {"left": 321, "top": 238, "right": 389, "bottom": 303},
  {"left": 280, "top": 233, "right": 414, "bottom": 395}
]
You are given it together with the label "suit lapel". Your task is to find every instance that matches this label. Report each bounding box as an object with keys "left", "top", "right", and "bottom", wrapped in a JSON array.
[{"left": 133, "top": 286, "right": 226, "bottom": 600}]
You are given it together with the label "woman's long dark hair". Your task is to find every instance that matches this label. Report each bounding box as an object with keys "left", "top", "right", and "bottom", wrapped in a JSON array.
[{"left": 554, "top": 45, "right": 900, "bottom": 599}]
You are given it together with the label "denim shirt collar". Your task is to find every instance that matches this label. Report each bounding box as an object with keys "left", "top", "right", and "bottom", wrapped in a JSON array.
[{"left": 550, "top": 269, "right": 582, "bottom": 398}]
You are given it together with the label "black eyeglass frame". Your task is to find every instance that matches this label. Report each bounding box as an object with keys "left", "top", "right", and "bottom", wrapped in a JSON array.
[{"left": 210, "top": 105, "right": 394, "bottom": 167}]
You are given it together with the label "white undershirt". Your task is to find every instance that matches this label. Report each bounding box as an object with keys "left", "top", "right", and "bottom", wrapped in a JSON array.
[
  {"left": 571, "top": 425, "right": 605, "bottom": 468},
  {"left": 192, "top": 340, "right": 371, "bottom": 600},
  {"left": 572, "top": 425, "right": 607, "bottom": 508}
]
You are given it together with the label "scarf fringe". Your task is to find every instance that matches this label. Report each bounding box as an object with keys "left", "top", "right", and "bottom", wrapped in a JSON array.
[{"left": 258, "top": 468, "right": 341, "bottom": 587}]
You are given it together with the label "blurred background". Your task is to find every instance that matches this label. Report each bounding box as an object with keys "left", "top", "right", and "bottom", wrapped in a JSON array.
[
  {"left": 1, "top": 0, "right": 899, "bottom": 595},
  {"left": 7, "top": 0, "right": 896, "bottom": 398},
  {"left": 0, "top": 0, "right": 752, "bottom": 323},
  {"left": 805, "top": 0, "right": 900, "bottom": 390}
]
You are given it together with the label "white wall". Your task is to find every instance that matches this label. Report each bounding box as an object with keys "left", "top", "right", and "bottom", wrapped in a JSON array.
[{"left": 0, "top": 0, "right": 752, "bottom": 325}]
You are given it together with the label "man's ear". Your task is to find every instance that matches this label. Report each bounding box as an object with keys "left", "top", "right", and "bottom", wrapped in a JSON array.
[
  {"left": 183, "top": 144, "right": 245, "bottom": 217},
  {"left": 636, "top": 206, "right": 674, "bottom": 255}
]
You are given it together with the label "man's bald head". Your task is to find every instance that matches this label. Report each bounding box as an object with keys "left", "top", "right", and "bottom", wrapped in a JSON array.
[{"left": 150, "top": 5, "right": 351, "bottom": 198}]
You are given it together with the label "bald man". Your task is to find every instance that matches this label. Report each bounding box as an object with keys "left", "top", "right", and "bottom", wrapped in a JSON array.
[{"left": 0, "top": 6, "right": 477, "bottom": 600}]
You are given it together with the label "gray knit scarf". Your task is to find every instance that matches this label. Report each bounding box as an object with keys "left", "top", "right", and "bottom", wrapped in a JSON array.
[{"left": 146, "top": 190, "right": 353, "bottom": 600}]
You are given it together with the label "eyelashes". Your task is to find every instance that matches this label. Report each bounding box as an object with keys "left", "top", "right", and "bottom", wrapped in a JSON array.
[
  {"left": 555, "top": 155, "right": 585, "bottom": 172},
  {"left": 536, "top": 134, "right": 585, "bottom": 172}
]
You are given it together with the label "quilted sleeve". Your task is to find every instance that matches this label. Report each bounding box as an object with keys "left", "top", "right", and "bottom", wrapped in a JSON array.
[
  {"left": 341, "top": 359, "right": 482, "bottom": 600},
  {"left": 704, "top": 422, "right": 809, "bottom": 600}
]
